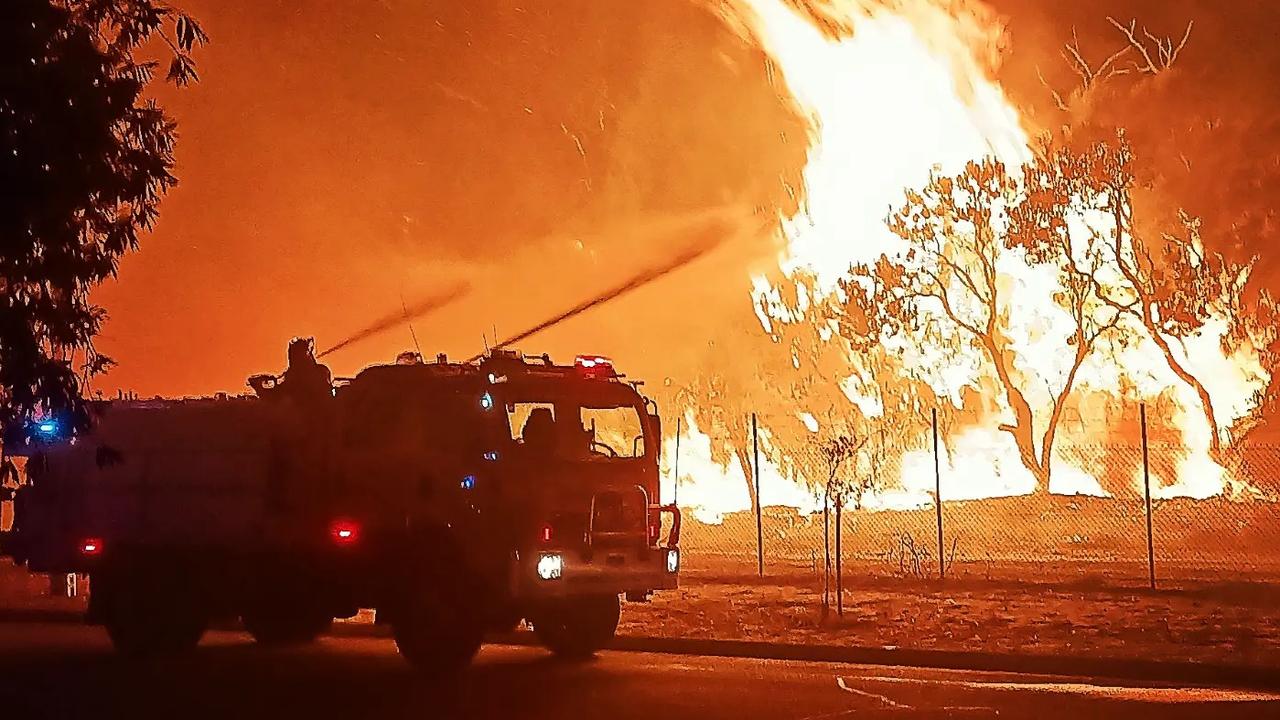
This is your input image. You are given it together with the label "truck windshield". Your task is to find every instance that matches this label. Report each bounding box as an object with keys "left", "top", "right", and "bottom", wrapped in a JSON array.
[{"left": 507, "top": 401, "right": 646, "bottom": 459}]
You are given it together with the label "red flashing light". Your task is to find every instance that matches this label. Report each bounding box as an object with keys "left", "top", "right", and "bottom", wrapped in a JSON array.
[
  {"left": 574, "top": 355, "right": 615, "bottom": 378},
  {"left": 329, "top": 519, "right": 361, "bottom": 546},
  {"left": 540, "top": 524, "right": 554, "bottom": 543},
  {"left": 80, "top": 538, "right": 103, "bottom": 556}
]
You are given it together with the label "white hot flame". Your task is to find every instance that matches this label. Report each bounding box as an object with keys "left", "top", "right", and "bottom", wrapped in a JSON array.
[{"left": 671, "top": 0, "right": 1269, "bottom": 521}]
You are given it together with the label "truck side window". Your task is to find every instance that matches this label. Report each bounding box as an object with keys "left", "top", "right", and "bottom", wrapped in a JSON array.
[{"left": 507, "top": 403, "right": 555, "bottom": 442}]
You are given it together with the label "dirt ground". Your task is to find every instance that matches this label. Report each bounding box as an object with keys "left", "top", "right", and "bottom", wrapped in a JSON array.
[{"left": 619, "top": 570, "right": 1280, "bottom": 667}]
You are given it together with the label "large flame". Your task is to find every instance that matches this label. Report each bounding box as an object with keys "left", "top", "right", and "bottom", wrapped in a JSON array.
[{"left": 666, "top": 0, "right": 1269, "bottom": 522}]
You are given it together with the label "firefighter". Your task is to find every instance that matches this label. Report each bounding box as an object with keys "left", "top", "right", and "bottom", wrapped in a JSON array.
[
  {"left": 521, "top": 408, "right": 556, "bottom": 454},
  {"left": 278, "top": 337, "right": 333, "bottom": 403}
]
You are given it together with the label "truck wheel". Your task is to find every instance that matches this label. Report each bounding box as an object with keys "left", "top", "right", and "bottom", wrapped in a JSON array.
[
  {"left": 106, "top": 611, "right": 206, "bottom": 658},
  {"left": 390, "top": 588, "right": 483, "bottom": 672},
  {"left": 531, "top": 594, "right": 620, "bottom": 659},
  {"left": 98, "top": 573, "right": 207, "bottom": 657},
  {"left": 392, "top": 611, "right": 483, "bottom": 673},
  {"left": 242, "top": 609, "right": 333, "bottom": 646}
]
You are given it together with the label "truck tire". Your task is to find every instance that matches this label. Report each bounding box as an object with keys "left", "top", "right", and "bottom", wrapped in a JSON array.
[
  {"left": 390, "top": 583, "right": 483, "bottom": 672},
  {"left": 242, "top": 609, "right": 333, "bottom": 646},
  {"left": 392, "top": 609, "right": 483, "bottom": 672},
  {"left": 531, "top": 594, "right": 620, "bottom": 659},
  {"left": 97, "top": 571, "right": 208, "bottom": 657}
]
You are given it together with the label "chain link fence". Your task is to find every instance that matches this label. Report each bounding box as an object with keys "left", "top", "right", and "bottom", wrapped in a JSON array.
[
  {"left": 644, "top": 407, "right": 1280, "bottom": 666},
  {"left": 676, "top": 439, "right": 1280, "bottom": 589}
]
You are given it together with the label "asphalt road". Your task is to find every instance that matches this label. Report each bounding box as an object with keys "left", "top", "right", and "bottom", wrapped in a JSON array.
[{"left": 0, "top": 623, "right": 1278, "bottom": 719}]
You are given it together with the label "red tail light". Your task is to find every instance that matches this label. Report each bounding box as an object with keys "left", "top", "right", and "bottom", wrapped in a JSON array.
[
  {"left": 80, "top": 538, "right": 103, "bottom": 556},
  {"left": 329, "top": 519, "right": 360, "bottom": 546},
  {"left": 540, "top": 523, "right": 554, "bottom": 543},
  {"left": 648, "top": 520, "right": 661, "bottom": 545}
]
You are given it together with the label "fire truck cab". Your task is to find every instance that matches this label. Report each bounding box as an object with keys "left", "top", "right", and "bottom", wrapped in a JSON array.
[
  {"left": 331, "top": 349, "right": 681, "bottom": 663},
  {"left": 0, "top": 349, "right": 680, "bottom": 669}
]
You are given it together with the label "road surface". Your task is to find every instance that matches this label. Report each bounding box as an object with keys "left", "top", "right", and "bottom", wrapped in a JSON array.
[{"left": 0, "top": 622, "right": 1277, "bottom": 719}]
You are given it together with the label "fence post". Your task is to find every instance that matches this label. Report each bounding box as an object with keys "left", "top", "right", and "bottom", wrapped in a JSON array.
[
  {"left": 673, "top": 416, "right": 682, "bottom": 506},
  {"left": 932, "top": 408, "right": 944, "bottom": 579},
  {"left": 835, "top": 495, "right": 843, "bottom": 616},
  {"left": 1141, "top": 403, "right": 1156, "bottom": 590},
  {"left": 822, "top": 487, "right": 830, "bottom": 618},
  {"left": 753, "top": 413, "right": 763, "bottom": 578}
]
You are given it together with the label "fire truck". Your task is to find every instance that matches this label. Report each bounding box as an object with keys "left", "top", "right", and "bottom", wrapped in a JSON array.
[{"left": 0, "top": 349, "right": 681, "bottom": 668}]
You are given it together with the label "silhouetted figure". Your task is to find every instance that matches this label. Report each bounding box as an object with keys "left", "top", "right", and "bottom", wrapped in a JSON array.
[
  {"left": 521, "top": 408, "right": 557, "bottom": 454},
  {"left": 279, "top": 337, "right": 333, "bottom": 403}
]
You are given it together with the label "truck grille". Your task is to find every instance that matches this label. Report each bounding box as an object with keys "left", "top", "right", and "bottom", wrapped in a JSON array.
[{"left": 589, "top": 486, "right": 647, "bottom": 545}]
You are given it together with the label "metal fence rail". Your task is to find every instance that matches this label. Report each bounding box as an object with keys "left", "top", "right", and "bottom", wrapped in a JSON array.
[{"left": 669, "top": 407, "right": 1280, "bottom": 606}]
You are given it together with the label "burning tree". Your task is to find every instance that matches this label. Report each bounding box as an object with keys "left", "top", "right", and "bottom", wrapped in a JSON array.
[
  {"left": 1043, "top": 17, "right": 1272, "bottom": 451},
  {"left": 669, "top": 313, "right": 811, "bottom": 514},
  {"left": 751, "top": 269, "right": 943, "bottom": 502},
  {"left": 1052, "top": 134, "right": 1255, "bottom": 455},
  {"left": 669, "top": 271, "right": 884, "bottom": 514},
  {"left": 671, "top": 369, "right": 763, "bottom": 513},
  {"left": 839, "top": 146, "right": 1128, "bottom": 494}
]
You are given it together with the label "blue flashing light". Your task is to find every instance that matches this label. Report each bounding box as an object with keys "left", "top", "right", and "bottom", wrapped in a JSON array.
[
  {"left": 34, "top": 420, "right": 59, "bottom": 439},
  {"left": 460, "top": 475, "right": 476, "bottom": 491},
  {"left": 483, "top": 450, "right": 499, "bottom": 462},
  {"left": 480, "top": 392, "right": 494, "bottom": 411}
]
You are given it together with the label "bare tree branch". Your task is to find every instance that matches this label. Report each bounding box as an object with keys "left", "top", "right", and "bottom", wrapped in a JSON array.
[
  {"left": 1043, "top": 16, "right": 1193, "bottom": 110},
  {"left": 1109, "top": 16, "right": 1194, "bottom": 75},
  {"left": 1036, "top": 66, "right": 1069, "bottom": 112}
]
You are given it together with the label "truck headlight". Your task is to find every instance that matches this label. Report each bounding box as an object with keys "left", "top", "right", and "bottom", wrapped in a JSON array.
[
  {"left": 666, "top": 548, "right": 679, "bottom": 573},
  {"left": 537, "top": 553, "right": 563, "bottom": 581}
]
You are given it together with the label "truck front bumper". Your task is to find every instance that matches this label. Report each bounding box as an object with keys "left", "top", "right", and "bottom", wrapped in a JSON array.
[{"left": 513, "top": 545, "right": 679, "bottom": 600}]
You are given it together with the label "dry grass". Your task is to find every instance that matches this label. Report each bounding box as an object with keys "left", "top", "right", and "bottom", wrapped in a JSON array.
[{"left": 621, "top": 573, "right": 1280, "bottom": 667}]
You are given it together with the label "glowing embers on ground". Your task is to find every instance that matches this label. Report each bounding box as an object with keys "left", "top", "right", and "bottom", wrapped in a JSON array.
[{"left": 666, "top": 0, "right": 1270, "bottom": 522}]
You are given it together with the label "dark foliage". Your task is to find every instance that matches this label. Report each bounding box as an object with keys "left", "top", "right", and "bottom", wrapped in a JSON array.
[{"left": 0, "top": 0, "right": 204, "bottom": 441}]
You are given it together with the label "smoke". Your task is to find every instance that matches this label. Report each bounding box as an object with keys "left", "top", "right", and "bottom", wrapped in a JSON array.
[
  {"left": 95, "top": 0, "right": 807, "bottom": 396},
  {"left": 485, "top": 219, "right": 730, "bottom": 357},
  {"left": 982, "top": 0, "right": 1280, "bottom": 287}
]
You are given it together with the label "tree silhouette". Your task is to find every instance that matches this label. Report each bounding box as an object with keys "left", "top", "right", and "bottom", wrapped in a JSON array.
[
  {"left": 750, "top": 269, "right": 939, "bottom": 500},
  {"left": 1048, "top": 134, "right": 1254, "bottom": 454},
  {"left": 817, "top": 434, "right": 868, "bottom": 505},
  {"left": 671, "top": 369, "right": 762, "bottom": 513},
  {"left": 669, "top": 273, "right": 883, "bottom": 511},
  {"left": 840, "top": 147, "right": 1127, "bottom": 493},
  {"left": 1042, "top": 17, "right": 1273, "bottom": 450},
  {"left": 0, "top": 1, "right": 205, "bottom": 442}
]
